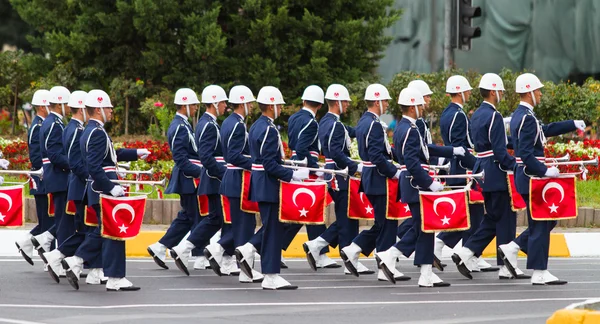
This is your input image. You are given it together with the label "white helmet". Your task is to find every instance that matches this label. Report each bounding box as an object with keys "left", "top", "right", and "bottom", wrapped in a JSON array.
[
  {"left": 515, "top": 73, "right": 543, "bottom": 93},
  {"left": 398, "top": 87, "right": 425, "bottom": 119},
  {"left": 49, "top": 86, "right": 70, "bottom": 104},
  {"left": 301, "top": 85, "right": 324, "bottom": 104},
  {"left": 407, "top": 80, "right": 433, "bottom": 96},
  {"left": 201, "top": 85, "right": 228, "bottom": 104},
  {"left": 257, "top": 86, "right": 285, "bottom": 105},
  {"left": 85, "top": 89, "right": 113, "bottom": 123},
  {"left": 446, "top": 75, "right": 472, "bottom": 93},
  {"left": 364, "top": 83, "right": 392, "bottom": 101},
  {"left": 325, "top": 84, "right": 351, "bottom": 101},
  {"left": 174, "top": 88, "right": 200, "bottom": 105},
  {"left": 68, "top": 91, "right": 87, "bottom": 109},
  {"left": 478, "top": 73, "right": 505, "bottom": 91},
  {"left": 31, "top": 89, "right": 51, "bottom": 107},
  {"left": 229, "top": 85, "right": 256, "bottom": 117}
]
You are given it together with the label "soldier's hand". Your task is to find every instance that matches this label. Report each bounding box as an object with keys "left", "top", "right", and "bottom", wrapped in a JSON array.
[
  {"left": 110, "top": 185, "right": 126, "bottom": 197},
  {"left": 0, "top": 175, "right": 4, "bottom": 185},
  {"left": 545, "top": 166, "right": 560, "bottom": 178},
  {"left": 429, "top": 181, "right": 444, "bottom": 192},
  {"left": 393, "top": 170, "right": 401, "bottom": 179},
  {"left": 0, "top": 159, "right": 9, "bottom": 170},
  {"left": 292, "top": 168, "right": 310, "bottom": 181},
  {"left": 453, "top": 147, "right": 466, "bottom": 156},
  {"left": 356, "top": 163, "right": 364, "bottom": 174},
  {"left": 574, "top": 120, "right": 586, "bottom": 131},
  {"left": 137, "top": 149, "right": 151, "bottom": 160}
]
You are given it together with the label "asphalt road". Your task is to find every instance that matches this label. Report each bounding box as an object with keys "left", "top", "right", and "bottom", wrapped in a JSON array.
[{"left": 0, "top": 256, "right": 598, "bottom": 324}]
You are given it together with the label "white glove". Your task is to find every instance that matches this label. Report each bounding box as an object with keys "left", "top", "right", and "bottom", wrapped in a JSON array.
[
  {"left": 356, "top": 163, "right": 364, "bottom": 174},
  {"left": 110, "top": 185, "right": 126, "bottom": 197},
  {"left": 574, "top": 120, "right": 586, "bottom": 131},
  {"left": 545, "top": 166, "right": 560, "bottom": 178},
  {"left": 315, "top": 171, "right": 324, "bottom": 178},
  {"left": 137, "top": 148, "right": 151, "bottom": 160},
  {"left": 438, "top": 157, "right": 446, "bottom": 166},
  {"left": 0, "top": 175, "right": 3, "bottom": 185},
  {"left": 116, "top": 167, "right": 127, "bottom": 179},
  {"left": 429, "top": 181, "right": 444, "bottom": 192},
  {"left": 393, "top": 170, "right": 401, "bottom": 179},
  {"left": 0, "top": 159, "right": 9, "bottom": 170},
  {"left": 292, "top": 168, "right": 310, "bottom": 181},
  {"left": 503, "top": 117, "right": 512, "bottom": 125},
  {"left": 453, "top": 147, "right": 466, "bottom": 156}
]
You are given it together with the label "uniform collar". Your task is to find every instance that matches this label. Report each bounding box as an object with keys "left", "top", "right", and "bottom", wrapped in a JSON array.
[
  {"left": 50, "top": 111, "right": 63, "bottom": 120},
  {"left": 71, "top": 117, "right": 83, "bottom": 125},
  {"left": 452, "top": 102, "right": 464, "bottom": 109},
  {"left": 234, "top": 112, "right": 245, "bottom": 120},
  {"left": 519, "top": 101, "right": 534, "bottom": 111},
  {"left": 205, "top": 112, "right": 217, "bottom": 121},
  {"left": 37, "top": 115, "right": 45, "bottom": 121},
  {"left": 302, "top": 107, "right": 316, "bottom": 118},
  {"left": 90, "top": 118, "right": 104, "bottom": 127},
  {"left": 402, "top": 115, "right": 417, "bottom": 125},
  {"left": 176, "top": 112, "right": 190, "bottom": 121},
  {"left": 327, "top": 112, "right": 340, "bottom": 120},
  {"left": 483, "top": 101, "right": 496, "bottom": 110},
  {"left": 365, "top": 111, "right": 379, "bottom": 119}
]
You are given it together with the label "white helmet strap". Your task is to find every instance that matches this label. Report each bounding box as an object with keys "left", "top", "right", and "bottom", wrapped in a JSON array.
[
  {"left": 415, "top": 105, "right": 420, "bottom": 119},
  {"left": 61, "top": 103, "right": 66, "bottom": 118},
  {"left": 460, "top": 92, "right": 466, "bottom": 104},
  {"left": 44, "top": 105, "right": 50, "bottom": 114},
  {"left": 531, "top": 91, "right": 536, "bottom": 106},
  {"left": 378, "top": 101, "right": 383, "bottom": 116},
  {"left": 274, "top": 104, "right": 279, "bottom": 119},
  {"left": 495, "top": 90, "right": 500, "bottom": 104},
  {"left": 186, "top": 105, "right": 191, "bottom": 118},
  {"left": 213, "top": 103, "right": 220, "bottom": 117},
  {"left": 82, "top": 108, "right": 87, "bottom": 122},
  {"left": 243, "top": 103, "right": 248, "bottom": 117},
  {"left": 100, "top": 107, "right": 107, "bottom": 123}
]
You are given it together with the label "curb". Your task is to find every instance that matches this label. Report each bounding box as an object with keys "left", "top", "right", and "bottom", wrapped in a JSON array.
[{"left": 547, "top": 299, "right": 600, "bottom": 323}]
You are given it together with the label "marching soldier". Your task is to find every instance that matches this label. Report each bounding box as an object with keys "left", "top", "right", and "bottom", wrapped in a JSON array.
[
  {"left": 247, "top": 86, "right": 309, "bottom": 289},
  {"left": 376, "top": 87, "right": 450, "bottom": 287},
  {"left": 31, "top": 86, "right": 72, "bottom": 258},
  {"left": 62, "top": 89, "right": 149, "bottom": 291},
  {"left": 302, "top": 84, "right": 375, "bottom": 275},
  {"left": 44, "top": 91, "right": 108, "bottom": 284},
  {"left": 452, "top": 73, "right": 527, "bottom": 280},
  {"left": 340, "top": 84, "right": 405, "bottom": 280},
  {"left": 282, "top": 85, "right": 338, "bottom": 269},
  {"left": 170, "top": 85, "right": 236, "bottom": 276},
  {"left": 15, "top": 89, "right": 52, "bottom": 266},
  {"left": 498, "top": 73, "right": 583, "bottom": 285},
  {"left": 204, "top": 85, "right": 264, "bottom": 283},
  {"left": 147, "top": 88, "right": 203, "bottom": 270},
  {"left": 434, "top": 76, "right": 497, "bottom": 272}
]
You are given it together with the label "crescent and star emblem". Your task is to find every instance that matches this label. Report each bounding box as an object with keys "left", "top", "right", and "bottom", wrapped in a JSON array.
[
  {"left": 112, "top": 203, "right": 136, "bottom": 233},
  {"left": 359, "top": 192, "right": 373, "bottom": 214},
  {"left": 0, "top": 192, "right": 14, "bottom": 223},
  {"left": 292, "top": 188, "right": 316, "bottom": 217},
  {"left": 542, "top": 182, "right": 565, "bottom": 213},
  {"left": 432, "top": 197, "right": 456, "bottom": 226}
]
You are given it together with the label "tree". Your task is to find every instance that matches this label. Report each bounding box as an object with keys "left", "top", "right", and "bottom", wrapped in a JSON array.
[{"left": 0, "top": 0, "right": 32, "bottom": 51}]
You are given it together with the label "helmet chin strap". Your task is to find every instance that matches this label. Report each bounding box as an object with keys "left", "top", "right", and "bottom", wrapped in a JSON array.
[
  {"left": 61, "top": 103, "right": 66, "bottom": 118},
  {"left": 82, "top": 108, "right": 87, "bottom": 122},
  {"left": 415, "top": 105, "right": 420, "bottom": 119},
  {"left": 378, "top": 101, "right": 383, "bottom": 116},
  {"left": 243, "top": 103, "right": 248, "bottom": 117},
  {"left": 531, "top": 91, "right": 536, "bottom": 107},
  {"left": 100, "top": 107, "right": 107, "bottom": 123},
  {"left": 213, "top": 103, "right": 220, "bottom": 117},
  {"left": 44, "top": 106, "right": 50, "bottom": 114},
  {"left": 338, "top": 100, "right": 343, "bottom": 114},
  {"left": 460, "top": 92, "right": 466, "bottom": 104},
  {"left": 186, "top": 105, "right": 191, "bottom": 118},
  {"left": 274, "top": 105, "right": 279, "bottom": 119},
  {"left": 495, "top": 90, "right": 500, "bottom": 104}
]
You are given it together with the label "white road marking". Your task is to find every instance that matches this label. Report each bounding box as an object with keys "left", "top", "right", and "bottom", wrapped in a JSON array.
[{"left": 0, "top": 318, "right": 46, "bottom": 324}]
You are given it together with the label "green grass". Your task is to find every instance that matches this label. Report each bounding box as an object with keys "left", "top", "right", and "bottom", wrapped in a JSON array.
[{"left": 576, "top": 180, "right": 600, "bottom": 209}]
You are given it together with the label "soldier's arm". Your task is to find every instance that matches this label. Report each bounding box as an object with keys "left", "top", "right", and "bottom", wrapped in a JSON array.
[
  {"left": 542, "top": 120, "right": 577, "bottom": 137},
  {"left": 197, "top": 123, "right": 226, "bottom": 179},
  {"left": 262, "top": 128, "right": 293, "bottom": 182},
  {"left": 328, "top": 121, "right": 358, "bottom": 174},
  {"left": 295, "top": 120, "right": 319, "bottom": 168},
  {"left": 86, "top": 130, "right": 115, "bottom": 193},
  {"left": 490, "top": 112, "right": 516, "bottom": 170},
  {"left": 366, "top": 121, "right": 397, "bottom": 178},
  {"left": 227, "top": 123, "right": 252, "bottom": 170},
  {"left": 68, "top": 130, "right": 88, "bottom": 181},
  {"left": 171, "top": 124, "right": 202, "bottom": 178},
  {"left": 519, "top": 116, "right": 548, "bottom": 176},
  {"left": 403, "top": 129, "right": 434, "bottom": 189},
  {"left": 45, "top": 124, "right": 70, "bottom": 170}
]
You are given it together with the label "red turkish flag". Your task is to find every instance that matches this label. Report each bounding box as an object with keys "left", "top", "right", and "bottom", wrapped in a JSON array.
[
  {"left": 347, "top": 177, "right": 374, "bottom": 220},
  {"left": 279, "top": 181, "right": 327, "bottom": 225},
  {"left": 530, "top": 176, "right": 577, "bottom": 220},
  {"left": 48, "top": 193, "right": 55, "bottom": 216},
  {"left": 84, "top": 205, "right": 98, "bottom": 226},
  {"left": 507, "top": 172, "right": 526, "bottom": 211},
  {"left": 66, "top": 200, "right": 77, "bottom": 215},
  {"left": 0, "top": 185, "right": 24, "bottom": 227},
  {"left": 420, "top": 188, "right": 470, "bottom": 233},
  {"left": 221, "top": 195, "right": 231, "bottom": 224},
  {"left": 387, "top": 178, "right": 411, "bottom": 220},
  {"left": 240, "top": 170, "right": 259, "bottom": 213},
  {"left": 194, "top": 178, "right": 210, "bottom": 216},
  {"left": 467, "top": 172, "right": 484, "bottom": 204},
  {"left": 123, "top": 184, "right": 130, "bottom": 197},
  {"left": 303, "top": 178, "right": 334, "bottom": 206},
  {"left": 100, "top": 194, "right": 146, "bottom": 240}
]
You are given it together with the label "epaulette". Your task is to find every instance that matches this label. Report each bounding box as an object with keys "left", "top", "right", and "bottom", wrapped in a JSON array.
[
  {"left": 77, "top": 124, "right": 84, "bottom": 130},
  {"left": 410, "top": 124, "right": 417, "bottom": 129}
]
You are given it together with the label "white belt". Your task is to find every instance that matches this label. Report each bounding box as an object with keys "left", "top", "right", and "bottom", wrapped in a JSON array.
[
  {"left": 292, "top": 150, "right": 320, "bottom": 159},
  {"left": 214, "top": 156, "right": 225, "bottom": 163},
  {"left": 226, "top": 163, "right": 243, "bottom": 170},
  {"left": 362, "top": 160, "right": 393, "bottom": 167},
  {"left": 42, "top": 158, "right": 50, "bottom": 164},
  {"left": 398, "top": 164, "right": 430, "bottom": 171},
  {"left": 476, "top": 150, "right": 493, "bottom": 158},
  {"left": 515, "top": 156, "right": 545, "bottom": 164},
  {"left": 251, "top": 164, "right": 264, "bottom": 171},
  {"left": 103, "top": 166, "right": 116, "bottom": 173},
  {"left": 325, "top": 159, "right": 335, "bottom": 164},
  {"left": 189, "top": 159, "right": 203, "bottom": 167}
]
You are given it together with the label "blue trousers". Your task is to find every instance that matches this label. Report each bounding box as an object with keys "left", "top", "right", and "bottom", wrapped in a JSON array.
[
  {"left": 258, "top": 202, "right": 283, "bottom": 274},
  {"left": 75, "top": 204, "right": 125, "bottom": 277},
  {"left": 321, "top": 190, "right": 358, "bottom": 250},
  {"left": 395, "top": 203, "right": 434, "bottom": 265},
  {"left": 159, "top": 194, "right": 203, "bottom": 256},
  {"left": 513, "top": 194, "right": 555, "bottom": 270},
  {"left": 30, "top": 194, "right": 52, "bottom": 236},
  {"left": 59, "top": 201, "right": 101, "bottom": 268},
  {"left": 218, "top": 197, "right": 257, "bottom": 255},
  {"left": 437, "top": 203, "right": 484, "bottom": 250},
  {"left": 464, "top": 191, "right": 516, "bottom": 266},
  {"left": 187, "top": 194, "right": 230, "bottom": 249},
  {"left": 352, "top": 194, "right": 398, "bottom": 256},
  {"left": 50, "top": 191, "right": 74, "bottom": 247},
  {"left": 397, "top": 218, "right": 413, "bottom": 240},
  {"left": 282, "top": 224, "right": 328, "bottom": 254}
]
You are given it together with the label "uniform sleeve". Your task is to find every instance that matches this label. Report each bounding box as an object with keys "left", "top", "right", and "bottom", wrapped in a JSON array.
[
  {"left": 45, "top": 123, "right": 70, "bottom": 170},
  {"left": 427, "top": 144, "right": 454, "bottom": 158},
  {"left": 68, "top": 130, "right": 88, "bottom": 181},
  {"left": 542, "top": 120, "right": 577, "bottom": 137},
  {"left": 295, "top": 120, "right": 319, "bottom": 168},
  {"left": 403, "top": 129, "right": 434, "bottom": 189},
  {"left": 197, "top": 123, "right": 226, "bottom": 179},
  {"left": 170, "top": 124, "right": 202, "bottom": 178},
  {"left": 490, "top": 112, "right": 516, "bottom": 170},
  {"left": 28, "top": 125, "right": 42, "bottom": 169},
  {"left": 345, "top": 125, "right": 356, "bottom": 139},
  {"left": 227, "top": 123, "right": 252, "bottom": 170},
  {"left": 262, "top": 128, "right": 293, "bottom": 182},
  {"left": 116, "top": 148, "right": 138, "bottom": 161},
  {"left": 518, "top": 115, "right": 547, "bottom": 176},
  {"left": 328, "top": 121, "right": 358, "bottom": 174},
  {"left": 366, "top": 121, "right": 397, "bottom": 178},
  {"left": 87, "top": 130, "right": 115, "bottom": 193}
]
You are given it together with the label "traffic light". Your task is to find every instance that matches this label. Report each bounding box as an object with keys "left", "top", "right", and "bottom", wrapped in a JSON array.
[{"left": 456, "top": 0, "right": 481, "bottom": 51}]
